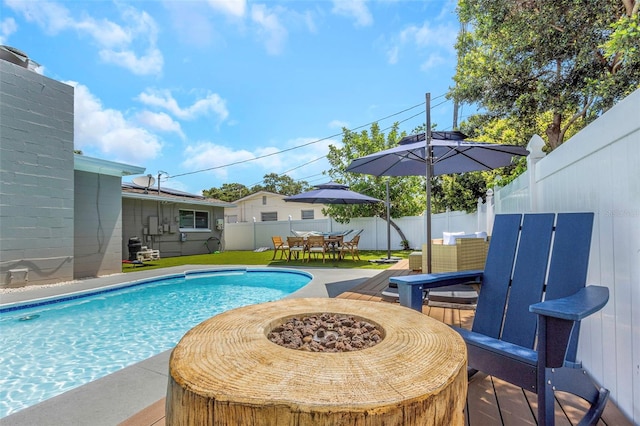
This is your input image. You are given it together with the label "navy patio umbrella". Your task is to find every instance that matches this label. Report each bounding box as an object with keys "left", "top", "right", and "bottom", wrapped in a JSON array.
[
  {"left": 346, "top": 94, "right": 529, "bottom": 272},
  {"left": 283, "top": 182, "right": 381, "bottom": 205}
]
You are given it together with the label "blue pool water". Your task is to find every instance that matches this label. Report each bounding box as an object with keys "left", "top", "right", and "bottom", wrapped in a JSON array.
[{"left": 0, "top": 268, "right": 311, "bottom": 418}]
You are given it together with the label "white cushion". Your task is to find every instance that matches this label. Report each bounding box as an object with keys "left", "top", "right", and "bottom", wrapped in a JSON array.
[
  {"left": 475, "top": 231, "right": 488, "bottom": 240},
  {"left": 442, "top": 231, "right": 465, "bottom": 245}
]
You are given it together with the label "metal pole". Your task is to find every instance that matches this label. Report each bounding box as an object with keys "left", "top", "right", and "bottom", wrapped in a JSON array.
[
  {"left": 425, "top": 93, "right": 432, "bottom": 273},
  {"left": 386, "top": 179, "right": 391, "bottom": 259}
]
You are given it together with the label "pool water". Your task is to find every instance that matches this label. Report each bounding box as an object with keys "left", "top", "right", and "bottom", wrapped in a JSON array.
[{"left": 0, "top": 268, "right": 311, "bottom": 418}]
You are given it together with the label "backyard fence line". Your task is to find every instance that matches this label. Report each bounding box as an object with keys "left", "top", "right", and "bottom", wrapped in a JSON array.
[{"left": 223, "top": 202, "right": 492, "bottom": 252}]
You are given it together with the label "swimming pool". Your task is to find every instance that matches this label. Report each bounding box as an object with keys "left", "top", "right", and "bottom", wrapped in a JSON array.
[{"left": 0, "top": 268, "right": 311, "bottom": 418}]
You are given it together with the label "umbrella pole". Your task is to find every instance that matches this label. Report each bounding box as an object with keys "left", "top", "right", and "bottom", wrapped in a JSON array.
[
  {"left": 425, "top": 93, "right": 433, "bottom": 273},
  {"left": 386, "top": 179, "right": 391, "bottom": 259}
]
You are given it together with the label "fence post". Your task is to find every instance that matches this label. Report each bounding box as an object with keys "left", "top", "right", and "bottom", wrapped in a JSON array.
[
  {"left": 527, "top": 135, "right": 546, "bottom": 212},
  {"left": 486, "top": 189, "right": 494, "bottom": 235},
  {"left": 252, "top": 217, "right": 257, "bottom": 250}
]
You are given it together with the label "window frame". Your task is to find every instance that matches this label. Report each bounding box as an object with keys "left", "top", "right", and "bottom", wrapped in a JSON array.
[
  {"left": 261, "top": 211, "right": 278, "bottom": 222},
  {"left": 179, "top": 209, "right": 211, "bottom": 231},
  {"left": 301, "top": 209, "right": 315, "bottom": 220}
]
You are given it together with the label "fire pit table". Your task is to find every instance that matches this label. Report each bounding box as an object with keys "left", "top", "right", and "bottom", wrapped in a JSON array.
[{"left": 166, "top": 298, "right": 467, "bottom": 425}]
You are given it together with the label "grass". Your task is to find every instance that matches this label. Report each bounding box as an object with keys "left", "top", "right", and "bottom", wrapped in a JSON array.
[{"left": 123, "top": 250, "right": 410, "bottom": 273}]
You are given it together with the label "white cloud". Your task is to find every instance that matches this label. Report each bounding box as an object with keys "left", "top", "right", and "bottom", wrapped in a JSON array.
[
  {"left": 181, "top": 141, "right": 257, "bottom": 181},
  {"left": 180, "top": 136, "right": 338, "bottom": 184},
  {"left": 400, "top": 22, "right": 457, "bottom": 49},
  {"left": 420, "top": 54, "right": 446, "bottom": 71},
  {"left": 250, "top": 4, "right": 288, "bottom": 55},
  {"left": 136, "top": 111, "right": 185, "bottom": 139},
  {"left": 0, "top": 17, "right": 18, "bottom": 44},
  {"left": 328, "top": 120, "right": 349, "bottom": 130},
  {"left": 69, "top": 81, "right": 163, "bottom": 164},
  {"left": 5, "top": 1, "right": 163, "bottom": 75},
  {"left": 385, "top": 21, "right": 458, "bottom": 65},
  {"left": 137, "top": 89, "right": 229, "bottom": 122},
  {"left": 206, "top": 0, "right": 247, "bottom": 18},
  {"left": 331, "top": 0, "right": 373, "bottom": 27},
  {"left": 386, "top": 45, "right": 399, "bottom": 65}
]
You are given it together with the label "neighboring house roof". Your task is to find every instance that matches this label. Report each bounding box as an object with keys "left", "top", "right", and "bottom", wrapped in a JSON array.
[
  {"left": 231, "top": 190, "right": 282, "bottom": 203},
  {"left": 75, "top": 154, "right": 145, "bottom": 176},
  {"left": 122, "top": 182, "right": 236, "bottom": 208}
]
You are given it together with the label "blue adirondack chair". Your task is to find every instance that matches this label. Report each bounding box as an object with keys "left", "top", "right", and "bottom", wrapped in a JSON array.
[{"left": 390, "top": 213, "right": 610, "bottom": 426}]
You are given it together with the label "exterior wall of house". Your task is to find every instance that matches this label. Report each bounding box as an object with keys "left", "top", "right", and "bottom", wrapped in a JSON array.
[
  {"left": 74, "top": 171, "right": 123, "bottom": 278},
  {"left": 0, "top": 60, "right": 75, "bottom": 287},
  {"left": 224, "top": 191, "right": 327, "bottom": 223},
  {"left": 121, "top": 198, "right": 225, "bottom": 258}
]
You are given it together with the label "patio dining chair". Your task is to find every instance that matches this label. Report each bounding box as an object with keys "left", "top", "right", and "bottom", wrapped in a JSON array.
[
  {"left": 286, "top": 236, "right": 307, "bottom": 261},
  {"left": 306, "top": 235, "right": 327, "bottom": 263},
  {"left": 271, "top": 236, "right": 289, "bottom": 260},
  {"left": 390, "top": 213, "right": 610, "bottom": 426},
  {"left": 338, "top": 234, "right": 361, "bottom": 261}
]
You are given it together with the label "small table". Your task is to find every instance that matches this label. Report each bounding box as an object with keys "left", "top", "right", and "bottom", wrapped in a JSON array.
[{"left": 167, "top": 298, "right": 467, "bottom": 425}]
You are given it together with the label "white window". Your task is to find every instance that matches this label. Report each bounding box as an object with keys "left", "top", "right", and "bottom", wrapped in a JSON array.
[
  {"left": 301, "top": 210, "right": 314, "bottom": 220},
  {"left": 261, "top": 212, "right": 277, "bottom": 222},
  {"left": 179, "top": 209, "right": 209, "bottom": 230},
  {"left": 262, "top": 195, "right": 267, "bottom": 205}
]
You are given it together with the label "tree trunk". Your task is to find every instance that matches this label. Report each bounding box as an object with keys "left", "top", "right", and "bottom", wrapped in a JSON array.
[
  {"left": 546, "top": 112, "right": 563, "bottom": 150},
  {"left": 380, "top": 214, "right": 410, "bottom": 250}
]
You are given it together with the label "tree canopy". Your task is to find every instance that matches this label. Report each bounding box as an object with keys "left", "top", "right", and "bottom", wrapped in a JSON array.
[
  {"left": 325, "top": 123, "right": 426, "bottom": 224},
  {"left": 203, "top": 173, "right": 311, "bottom": 201},
  {"left": 450, "top": 0, "right": 640, "bottom": 151}
]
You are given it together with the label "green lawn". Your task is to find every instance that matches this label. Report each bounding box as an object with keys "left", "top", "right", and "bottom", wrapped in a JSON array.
[{"left": 123, "top": 250, "right": 410, "bottom": 273}]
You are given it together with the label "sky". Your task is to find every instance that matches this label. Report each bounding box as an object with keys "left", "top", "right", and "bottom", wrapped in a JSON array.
[{"left": 1, "top": 0, "right": 468, "bottom": 196}]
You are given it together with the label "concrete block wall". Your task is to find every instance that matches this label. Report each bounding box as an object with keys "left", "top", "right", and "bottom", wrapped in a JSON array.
[
  {"left": 0, "top": 60, "right": 75, "bottom": 287},
  {"left": 73, "top": 171, "right": 123, "bottom": 278}
]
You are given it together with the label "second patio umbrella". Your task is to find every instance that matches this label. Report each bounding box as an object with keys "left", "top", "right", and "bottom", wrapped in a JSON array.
[
  {"left": 284, "top": 182, "right": 386, "bottom": 258},
  {"left": 283, "top": 182, "right": 381, "bottom": 204}
]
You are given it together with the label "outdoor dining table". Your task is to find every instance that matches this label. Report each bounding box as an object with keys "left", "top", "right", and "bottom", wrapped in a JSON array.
[{"left": 324, "top": 236, "right": 343, "bottom": 260}]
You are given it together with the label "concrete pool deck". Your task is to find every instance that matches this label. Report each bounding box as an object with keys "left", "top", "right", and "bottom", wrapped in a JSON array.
[{"left": 1, "top": 265, "right": 380, "bottom": 426}]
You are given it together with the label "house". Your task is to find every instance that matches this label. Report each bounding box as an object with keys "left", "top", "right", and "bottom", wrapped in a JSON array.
[
  {"left": 121, "top": 183, "right": 234, "bottom": 258},
  {"left": 224, "top": 190, "right": 328, "bottom": 223},
  {"left": 0, "top": 51, "right": 144, "bottom": 287}
]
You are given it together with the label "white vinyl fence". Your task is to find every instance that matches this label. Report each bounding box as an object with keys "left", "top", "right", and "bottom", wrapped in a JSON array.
[
  {"left": 494, "top": 89, "right": 639, "bottom": 423},
  {"left": 223, "top": 207, "right": 488, "bottom": 252}
]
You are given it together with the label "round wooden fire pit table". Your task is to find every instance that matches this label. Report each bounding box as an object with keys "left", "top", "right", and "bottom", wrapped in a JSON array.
[{"left": 166, "top": 298, "right": 467, "bottom": 425}]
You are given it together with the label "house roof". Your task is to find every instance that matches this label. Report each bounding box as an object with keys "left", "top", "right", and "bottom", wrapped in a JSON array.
[
  {"left": 75, "top": 154, "right": 145, "bottom": 176},
  {"left": 122, "top": 182, "right": 235, "bottom": 207},
  {"left": 232, "top": 190, "right": 283, "bottom": 203}
]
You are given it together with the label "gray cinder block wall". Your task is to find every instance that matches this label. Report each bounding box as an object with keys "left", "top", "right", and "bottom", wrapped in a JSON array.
[
  {"left": 74, "top": 171, "right": 123, "bottom": 279},
  {"left": 0, "top": 59, "right": 75, "bottom": 287}
]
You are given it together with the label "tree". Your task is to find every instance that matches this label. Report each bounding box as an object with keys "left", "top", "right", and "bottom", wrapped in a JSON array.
[
  {"left": 250, "top": 173, "right": 310, "bottom": 196},
  {"left": 451, "top": 0, "right": 640, "bottom": 151},
  {"left": 203, "top": 174, "right": 311, "bottom": 201},
  {"left": 203, "top": 183, "right": 250, "bottom": 202},
  {"left": 326, "top": 123, "right": 426, "bottom": 247}
]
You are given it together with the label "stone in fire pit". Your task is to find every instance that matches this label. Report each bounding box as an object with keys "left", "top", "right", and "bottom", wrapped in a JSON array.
[
  {"left": 167, "top": 297, "right": 467, "bottom": 425},
  {"left": 267, "top": 313, "right": 383, "bottom": 352}
]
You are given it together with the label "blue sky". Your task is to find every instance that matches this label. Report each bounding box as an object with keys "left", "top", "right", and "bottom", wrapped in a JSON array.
[{"left": 2, "top": 0, "right": 467, "bottom": 195}]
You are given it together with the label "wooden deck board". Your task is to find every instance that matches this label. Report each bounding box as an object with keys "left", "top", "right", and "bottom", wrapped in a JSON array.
[
  {"left": 121, "top": 261, "right": 632, "bottom": 426},
  {"left": 491, "top": 377, "right": 536, "bottom": 425}
]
